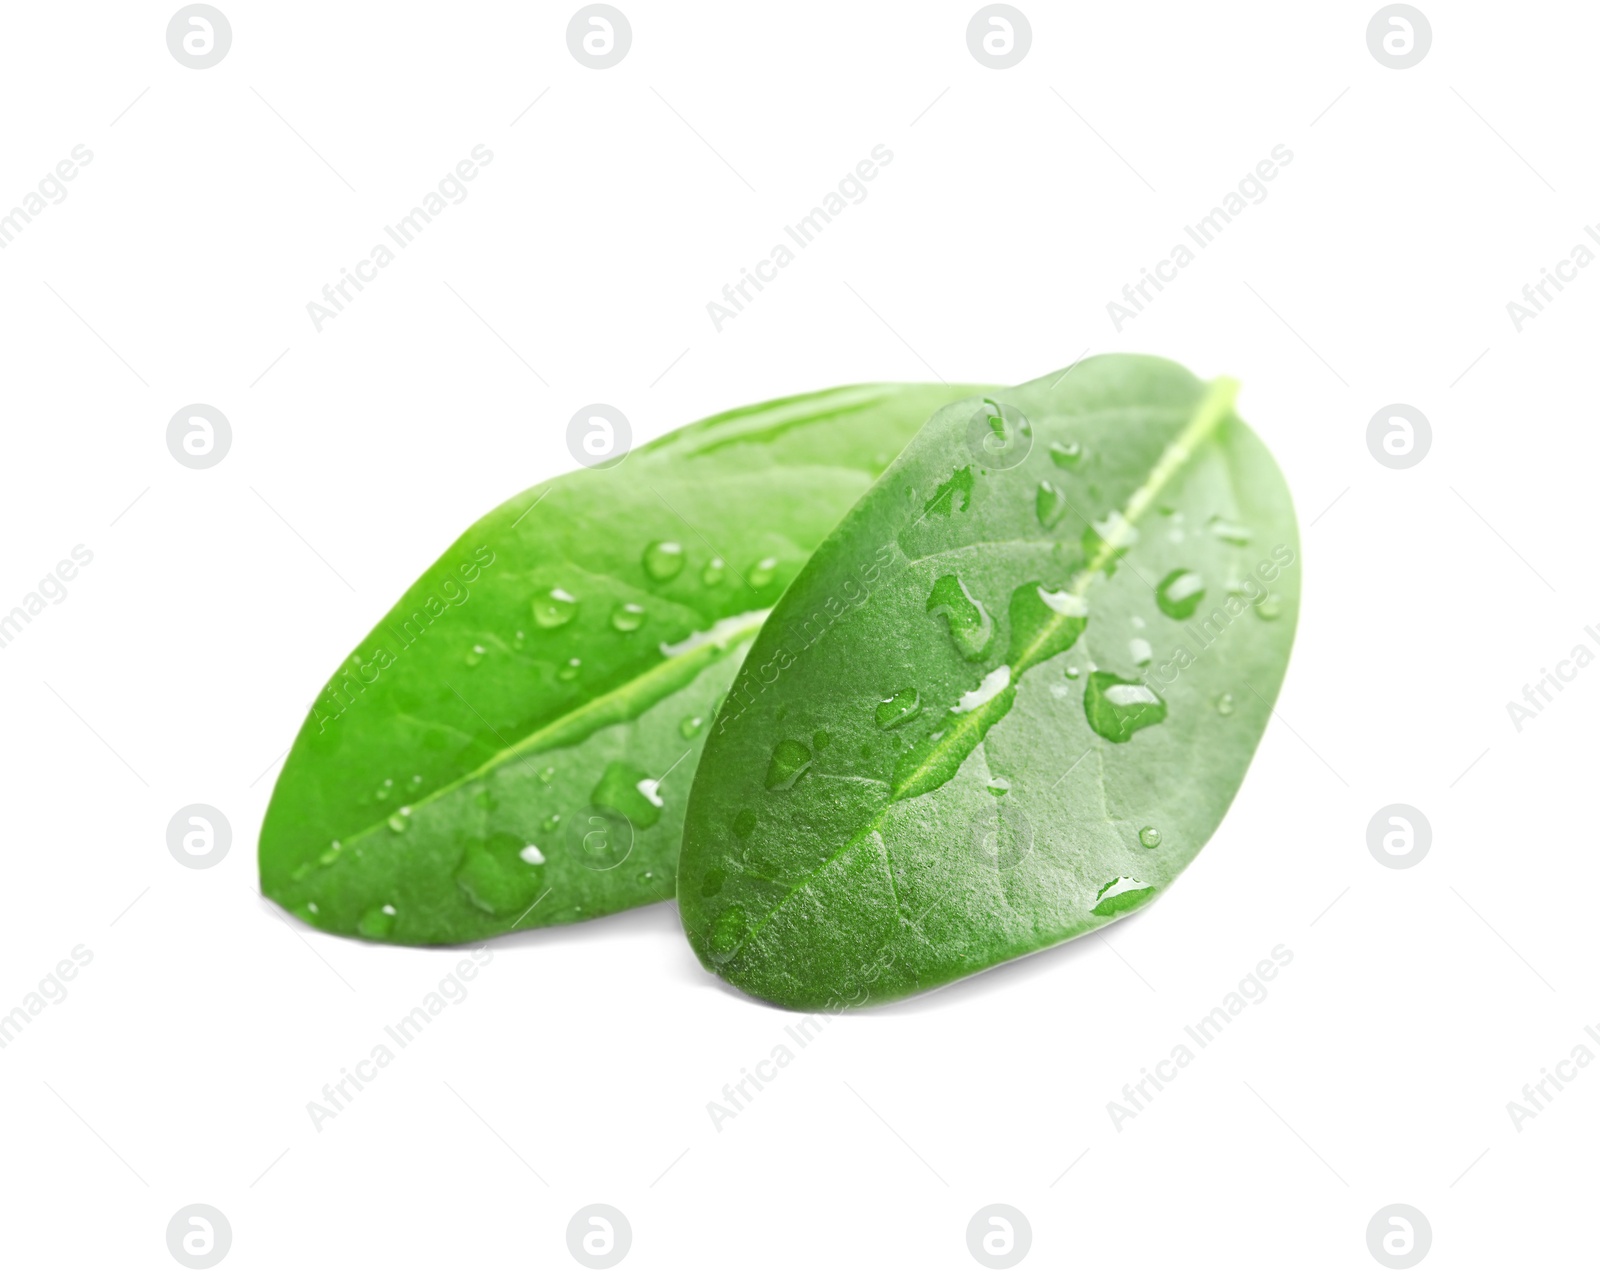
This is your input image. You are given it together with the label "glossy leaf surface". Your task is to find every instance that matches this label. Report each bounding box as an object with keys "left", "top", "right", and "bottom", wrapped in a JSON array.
[
  {"left": 679, "top": 356, "right": 1299, "bottom": 1008},
  {"left": 259, "top": 383, "right": 989, "bottom": 943}
]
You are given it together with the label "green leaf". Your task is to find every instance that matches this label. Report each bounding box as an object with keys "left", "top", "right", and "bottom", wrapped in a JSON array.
[
  {"left": 259, "top": 382, "right": 992, "bottom": 944},
  {"left": 678, "top": 355, "right": 1300, "bottom": 1009}
]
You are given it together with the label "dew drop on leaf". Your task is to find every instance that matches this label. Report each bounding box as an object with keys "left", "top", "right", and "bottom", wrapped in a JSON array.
[
  {"left": 1216, "top": 692, "right": 1235, "bottom": 715},
  {"left": 765, "top": 739, "right": 813, "bottom": 790},
  {"left": 1091, "top": 877, "right": 1156, "bottom": 917},
  {"left": 610, "top": 602, "right": 645, "bottom": 632},
  {"left": 1254, "top": 594, "right": 1282, "bottom": 621},
  {"left": 679, "top": 714, "right": 704, "bottom": 738},
  {"left": 387, "top": 808, "right": 412, "bottom": 832},
  {"left": 926, "top": 574, "right": 993, "bottom": 661},
  {"left": 358, "top": 903, "right": 397, "bottom": 937},
  {"left": 987, "top": 776, "right": 1011, "bottom": 797},
  {"left": 1208, "top": 516, "right": 1252, "bottom": 545},
  {"left": 1156, "top": 569, "right": 1207, "bottom": 620},
  {"left": 1049, "top": 440, "right": 1083, "bottom": 468},
  {"left": 643, "top": 540, "right": 685, "bottom": 581},
  {"left": 1036, "top": 480, "right": 1068, "bottom": 529},
  {"left": 1083, "top": 672, "right": 1167, "bottom": 743},
  {"left": 749, "top": 556, "right": 779, "bottom": 589},
  {"left": 702, "top": 557, "right": 725, "bottom": 586},
  {"left": 1129, "top": 638, "right": 1153, "bottom": 666},
  {"left": 708, "top": 905, "right": 748, "bottom": 962},
  {"left": 465, "top": 644, "right": 486, "bottom": 667},
  {"left": 558, "top": 658, "right": 581, "bottom": 681},
  {"left": 455, "top": 834, "right": 544, "bottom": 916},
  {"left": 1139, "top": 826, "right": 1162, "bottom": 848},
  {"left": 533, "top": 588, "right": 578, "bottom": 628},
  {"left": 875, "top": 687, "right": 922, "bottom": 728},
  {"left": 520, "top": 844, "right": 545, "bottom": 864},
  {"left": 732, "top": 809, "right": 758, "bottom": 839},
  {"left": 592, "top": 761, "right": 664, "bottom": 828}
]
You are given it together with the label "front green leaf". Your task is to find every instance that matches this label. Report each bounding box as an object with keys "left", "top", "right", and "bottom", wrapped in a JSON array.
[
  {"left": 679, "top": 355, "right": 1300, "bottom": 1009},
  {"left": 259, "top": 382, "right": 991, "bottom": 944}
]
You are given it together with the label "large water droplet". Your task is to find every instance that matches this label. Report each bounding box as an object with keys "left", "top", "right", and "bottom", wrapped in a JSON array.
[
  {"left": 1036, "top": 480, "right": 1068, "bottom": 529},
  {"left": 1083, "top": 511, "right": 1139, "bottom": 568},
  {"left": 876, "top": 687, "right": 922, "bottom": 729},
  {"left": 1083, "top": 672, "right": 1167, "bottom": 743},
  {"left": 643, "top": 541, "right": 685, "bottom": 581},
  {"left": 1209, "top": 516, "right": 1252, "bottom": 545},
  {"left": 1129, "top": 638, "right": 1153, "bottom": 667},
  {"left": 592, "top": 761, "right": 664, "bottom": 828},
  {"left": 1139, "top": 826, "right": 1162, "bottom": 848},
  {"left": 1049, "top": 440, "right": 1084, "bottom": 468},
  {"left": 765, "top": 739, "right": 813, "bottom": 790},
  {"left": 358, "top": 903, "right": 397, "bottom": 937},
  {"left": 749, "top": 556, "right": 778, "bottom": 589},
  {"left": 1091, "top": 877, "right": 1156, "bottom": 917},
  {"left": 533, "top": 588, "right": 577, "bottom": 628},
  {"left": 955, "top": 665, "right": 1011, "bottom": 713},
  {"left": 926, "top": 575, "right": 993, "bottom": 661},
  {"left": 1156, "top": 569, "right": 1206, "bottom": 620},
  {"left": 455, "top": 833, "right": 544, "bottom": 916},
  {"left": 610, "top": 602, "right": 645, "bottom": 632},
  {"left": 707, "top": 904, "right": 748, "bottom": 962},
  {"left": 1006, "top": 581, "right": 1087, "bottom": 668}
]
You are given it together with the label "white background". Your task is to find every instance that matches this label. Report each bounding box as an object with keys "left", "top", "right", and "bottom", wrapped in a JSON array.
[{"left": 1, "top": 1, "right": 1594, "bottom": 1269}]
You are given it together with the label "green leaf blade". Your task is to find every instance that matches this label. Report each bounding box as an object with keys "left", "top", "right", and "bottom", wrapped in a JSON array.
[{"left": 679, "top": 355, "right": 1300, "bottom": 1009}]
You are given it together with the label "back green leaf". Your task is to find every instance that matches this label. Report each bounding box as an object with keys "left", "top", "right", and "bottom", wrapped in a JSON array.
[
  {"left": 258, "top": 382, "right": 991, "bottom": 944},
  {"left": 678, "top": 355, "right": 1300, "bottom": 1009}
]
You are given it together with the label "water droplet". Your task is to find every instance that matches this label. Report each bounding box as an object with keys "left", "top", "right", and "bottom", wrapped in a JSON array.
[
  {"left": 812, "top": 730, "right": 830, "bottom": 751},
  {"left": 610, "top": 602, "right": 645, "bottom": 632},
  {"left": 749, "top": 556, "right": 778, "bottom": 589},
  {"left": 1083, "top": 672, "right": 1167, "bottom": 743},
  {"left": 1049, "top": 440, "right": 1083, "bottom": 468},
  {"left": 955, "top": 665, "right": 1011, "bottom": 713},
  {"left": 707, "top": 904, "right": 748, "bottom": 962},
  {"left": 1036, "top": 480, "right": 1068, "bottom": 529},
  {"left": 1216, "top": 692, "right": 1235, "bottom": 715},
  {"left": 455, "top": 833, "right": 544, "bottom": 916},
  {"left": 679, "top": 714, "right": 704, "bottom": 738},
  {"left": 765, "top": 739, "right": 813, "bottom": 790},
  {"left": 1129, "top": 638, "right": 1153, "bottom": 666},
  {"left": 541, "top": 813, "right": 562, "bottom": 833},
  {"left": 733, "top": 809, "right": 758, "bottom": 839},
  {"left": 592, "top": 761, "right": 664, "bottom": 828},
  {"left": 643, "top": 540, "right": 685, "bottom": 581},
  {"left": 318, "top": 840, "right": 343, "bottom": 866},
  {"left": 1139, "top": 826, "right": 1162, "bottom": 848},
  {"left": 513, "top": 629, "right": 527, "bottom": 649},
  {"left": 1091, "top": 876, "right": 1156, "bottom": 917},
  {"left": 636, "top": 869, "right": 655, "bottom": 885},
  {"left": 533, "top": 588, "right": 577, "bottom": 628},
  {"left": 926, "top": 574, "right": 993, "bottom": 661},
  {"left": 538, "top": 766, "right": 556, "bottom": 784},
  {"left": 357, "top": 903, "right": 397, "bottom": 938},
  {"left": 1083, "top": 511, "right": 1140, "bottom": 567},
  {"left": 408, "top": 774, "right": 423, "bottom": 790},
  {"left": 987, "top": 776, "right": 1011, "bottom": 797},
  {"left": 1006, "top": 582, "right": 1087, "bottom": 668},
  {"left": 1255, "top": 594, "right": 1282, "bottom": 621},
  {"left": 1208, "top": 516, "right": 1252, "bottom": 545},
  {"left": 702, "top": 557, "right": 725, "bottom": 586},
  {"left": 1131, "top": 615, "right": 1146, "bottom": 629},
  {"left": 700, "top": 866, "right": 726, "bottom": 897},
  {"left": 558, "top": 658, "right": 581, "bottom": 681},
  {"left": 876, "top": 687, "right": 922, "bottom": 728},
  {"left": 1156, "top": 569, "right": 1207, "bottom": 620},
  {"left": 465, "top": 644, "right": 486, "bottom": 667},
  {"left": 387, "top": 808, "right": 412, "bottom": 832},
  {"left": 1065, "top": 666, "right": 1080, "bottom": 679}
]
